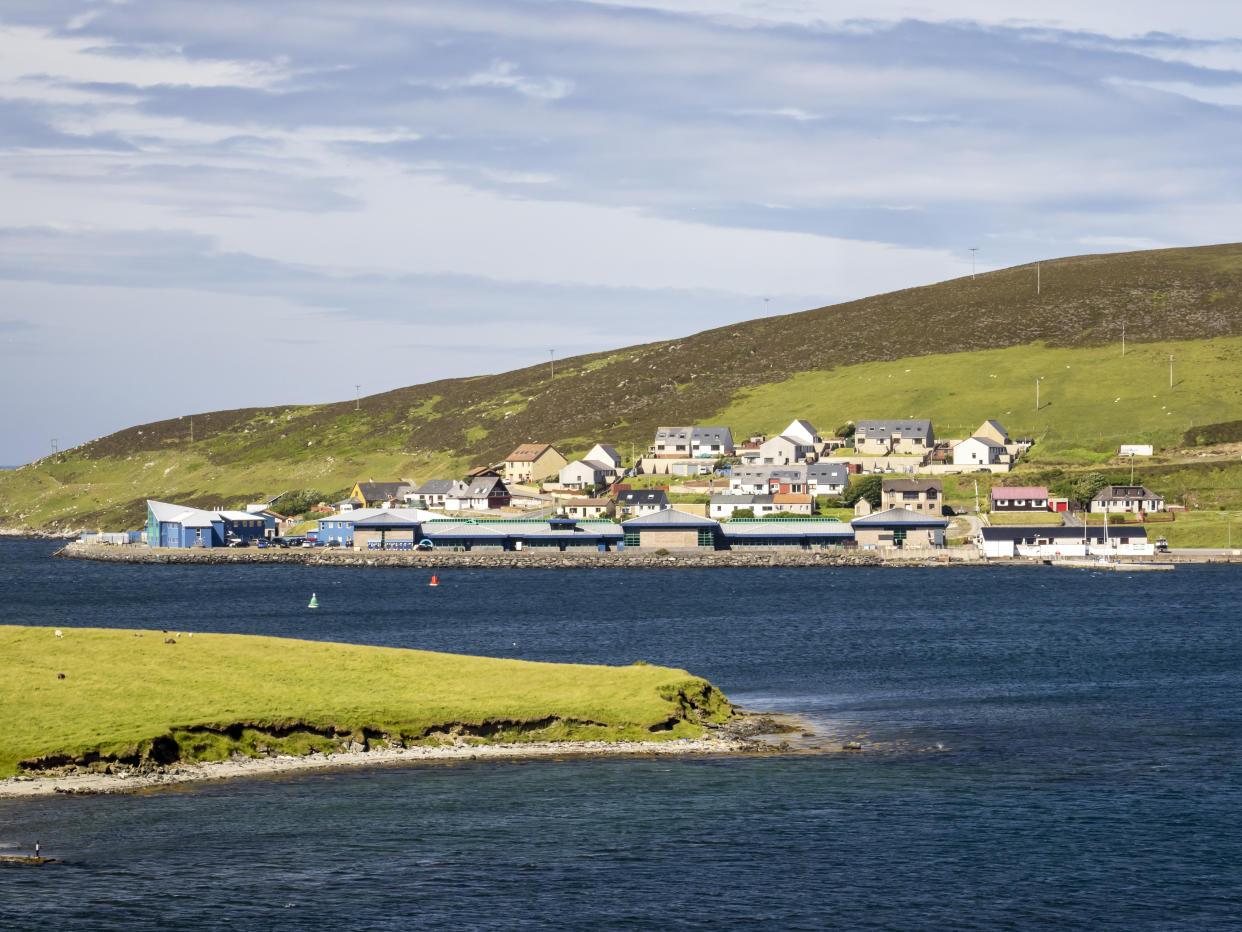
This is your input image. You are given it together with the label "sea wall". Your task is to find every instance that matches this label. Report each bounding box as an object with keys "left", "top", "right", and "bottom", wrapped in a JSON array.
[{"left": 56, "top": 541, "right": 917, "bottom": 569}]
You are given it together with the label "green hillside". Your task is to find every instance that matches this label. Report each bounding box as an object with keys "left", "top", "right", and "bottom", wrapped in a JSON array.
[{"left": 4, "top": 243, "right": 1242, "bottom": 532}]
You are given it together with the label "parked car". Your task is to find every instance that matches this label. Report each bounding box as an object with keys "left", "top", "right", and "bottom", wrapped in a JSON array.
[{"left": 1155, "top": 537, "right": 1169, "bottom": 553}]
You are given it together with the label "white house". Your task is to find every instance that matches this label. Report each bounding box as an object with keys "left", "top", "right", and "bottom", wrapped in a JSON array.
[
  {"left": 952, "top": 436, "right": 1005, "bottom": 466},
  {"left": 407, "top": 479, "right": 468, "bottom": 509},
  {"left": 757, "top": 434, "right": 816, "bottom": 465},
  {"left": 1089, "top": 485, "right": 1165, "bottom": 514},
  {"left": 584, "top": 443, "right": 622, "bottom": 470},
  {"left": 781, "top": 419, "right": 821, "bottom": 445},
  {"left": 559, "top": 460, "right": 610, "bottom": 489},
  {"left": 710, "top": 494, "right": 758, "bottom": 519},
  {"left": 806, "top": 463, "right": 849, "bottom": 496}
]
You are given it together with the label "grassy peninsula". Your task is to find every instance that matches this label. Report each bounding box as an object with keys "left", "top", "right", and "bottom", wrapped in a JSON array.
[{"left": 0, "top": 626, "right": 733, "bottom": 778}]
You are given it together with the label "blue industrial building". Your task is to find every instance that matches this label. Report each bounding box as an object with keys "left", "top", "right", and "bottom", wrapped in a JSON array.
[{"left": 146, "top": 500, "right": 268, "bottom": 548}]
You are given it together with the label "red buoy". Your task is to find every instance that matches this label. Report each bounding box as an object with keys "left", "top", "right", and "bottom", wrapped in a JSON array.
[{"left": 429, "top": 574, "right": 439, "bottom": 587}]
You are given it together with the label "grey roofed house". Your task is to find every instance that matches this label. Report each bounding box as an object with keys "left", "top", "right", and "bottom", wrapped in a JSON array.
[
  {"left": 806, "top": 462, "right": 849, "bottom": 483},
  {"left": 711, "top": 493, "right": 757, "bottom": 505},
  {"left": 463, "top": 476, "right": 508, "bottom": 497},
  {"left": 355, "top": 481, "right": 414, "bottom": 503},
  {"left": 882, "top": 478, "right": 942, "bottom": 494},
  {"left": 1091, "top": 484, "right": 1162, "bottom": 504},
  {"left": 855, "top": 419, "right": 934, "bottom": 442},
  {"left": 411, "top": 478, "right": 468, "bottom": 496},
  {"left": 620, "top": 507, "right": 718, "bottom": 527},
  {"left": 617, "top": 489, "right": 669, "bottom": 507},
  {"left": 733, "top": 465, "right": 804, "bottom": 482},
  {"left": 652, "top": 426, "right": 735, "bottom": 453}
]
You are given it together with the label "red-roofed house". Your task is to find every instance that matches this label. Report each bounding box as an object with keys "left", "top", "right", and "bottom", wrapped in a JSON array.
[{"left": 991, "top": 486, "right": 1049, "bottom": 512}]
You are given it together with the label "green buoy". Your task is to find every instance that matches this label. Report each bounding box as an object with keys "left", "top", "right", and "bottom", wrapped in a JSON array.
[{"left": 308, "top": 592, "right": 319, "bottom": 609}]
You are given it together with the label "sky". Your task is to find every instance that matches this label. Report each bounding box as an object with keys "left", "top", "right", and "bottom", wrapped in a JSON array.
[{"left": 2, "top": 1, "right": 1242, "bottom": 465}]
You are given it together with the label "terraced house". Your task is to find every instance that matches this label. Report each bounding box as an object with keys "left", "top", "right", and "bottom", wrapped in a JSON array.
[
  {"left": 650, "top": 426, "right": 735, "bottom": 458},
  {"left": 854, "top": 419, "right": 935, "bottom": 456}
]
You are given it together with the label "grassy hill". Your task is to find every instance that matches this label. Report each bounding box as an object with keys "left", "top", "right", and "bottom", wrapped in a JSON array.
[
  {"left": 0, "top": 625, "right": 732, "bottom": 777},
  {"left": 4, "top": 242, "right": 1242, "bottom": 531}
]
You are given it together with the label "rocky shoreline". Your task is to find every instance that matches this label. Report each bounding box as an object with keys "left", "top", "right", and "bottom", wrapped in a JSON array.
[
  {"left": 0, "top": 713, "right": 813, "bottom": 799},
  {"left": 53, "top": 540, "right": 988, "bottom": 568},
  {"left": 0, "top": 528, "right": 76, "bottom": 540}
]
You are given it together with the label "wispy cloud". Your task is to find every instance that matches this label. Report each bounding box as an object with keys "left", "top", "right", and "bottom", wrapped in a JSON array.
[{"left": 1, "top": 0, "right": 1241, "bottom": 462}]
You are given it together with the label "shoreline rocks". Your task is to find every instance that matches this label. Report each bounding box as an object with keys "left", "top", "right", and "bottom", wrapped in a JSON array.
[{"left": 0, "top": 711, "right": 822, "bottom": 799}]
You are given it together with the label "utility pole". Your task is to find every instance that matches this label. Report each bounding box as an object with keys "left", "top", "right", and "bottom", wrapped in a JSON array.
[
  {"left": 1121, "top": 320, "right": 1126, "bottom": 357},
  {"left": 1036, "top": 261, "right": 1040, "bottom": 295},
  {"left": 355, "top": 384, "right": 361, "bottom": 411},
  {"left": 969, "top": 247, "right": 978, "bottom": 280},
  {"left": 549, "top": 349, "right": 555, "bottom": 382},
  {"left": 1036, "top": 376, "right": 1043, "bottom": 411},
  {"left": 1169, "top": 354, "right": 1174, "bottom": 388},
  {"left": 50, "top": 438, "right": 58, "bottom": 455},
  {"left": 973, "top": 479, "right": 980, "bottom": 515},
  {"left": 190, "top": 417, "right": 194, "bottom": 443}
]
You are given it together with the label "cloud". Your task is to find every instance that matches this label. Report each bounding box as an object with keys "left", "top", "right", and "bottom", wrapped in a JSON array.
[
  {"left": 2, "top": 0, "right": 1242, "bottom": 462},
  {"left": 442, "top": 60, "right": 575, "bottom": 100}
]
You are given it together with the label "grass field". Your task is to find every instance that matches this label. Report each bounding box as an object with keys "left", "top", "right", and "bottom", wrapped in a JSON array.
[
  {"left": 987, "top": 513, "right": 1066, "bottom": 526},
  {"left": 1159, "top": 511, "right": 1242, "bottom": 548},
  {"left": 0, "top": 627, "right": 731, "bottom": 777}
]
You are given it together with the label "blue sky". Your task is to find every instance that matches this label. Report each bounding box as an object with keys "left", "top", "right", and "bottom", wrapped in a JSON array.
[{"left": 2, "top": 0, "right": 1241, "bottom": 465}]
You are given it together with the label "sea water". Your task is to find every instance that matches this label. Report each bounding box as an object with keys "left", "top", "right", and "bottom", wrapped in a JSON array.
[{"left": 1, "top": 539, "right": 1240, "bottom": 930}]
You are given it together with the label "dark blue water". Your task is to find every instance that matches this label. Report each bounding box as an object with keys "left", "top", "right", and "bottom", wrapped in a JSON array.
[{"left": 2, "top": 540, "right": 1240, "bottom": 930}]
